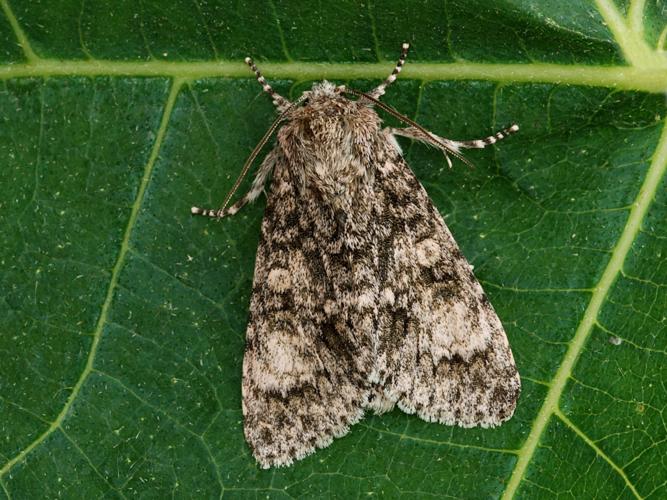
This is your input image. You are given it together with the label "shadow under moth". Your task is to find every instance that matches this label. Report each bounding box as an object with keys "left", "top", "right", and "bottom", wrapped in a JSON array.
[{"left": 192, "top": 43, "right": 521, "bottom": 468}]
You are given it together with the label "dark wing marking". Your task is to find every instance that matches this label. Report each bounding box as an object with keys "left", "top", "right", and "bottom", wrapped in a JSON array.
[{"left": 373, "top": 150, "right": 520, "bottom": 427}]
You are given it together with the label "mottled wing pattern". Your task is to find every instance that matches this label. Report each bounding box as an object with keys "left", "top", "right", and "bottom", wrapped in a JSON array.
[
  {"left": 242, "top": 151, "right": 374, "bottom": 468},
  {"left": 373, "top": 148, "right": 521, "bottom": 427}
]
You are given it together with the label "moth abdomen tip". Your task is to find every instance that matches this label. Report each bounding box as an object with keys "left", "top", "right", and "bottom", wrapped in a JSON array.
[
  {"left": 510, "top": 124, "right": 519, "bottom": 132},
  {"left": 402, "top": 42, "right": 410, "bottom": 50},
  {"left": 244, "top": 57, "right": 253, "bottom": 65}
]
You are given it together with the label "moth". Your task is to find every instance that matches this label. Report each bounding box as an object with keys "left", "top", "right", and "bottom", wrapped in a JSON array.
[{"left": 192, "top": 43, "right": 521, "bottom": 468}]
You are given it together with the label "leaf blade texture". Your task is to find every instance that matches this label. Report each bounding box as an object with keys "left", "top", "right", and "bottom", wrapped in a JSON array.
[{"left": 1, "top": 1, "right": 666, "bottom": 498}]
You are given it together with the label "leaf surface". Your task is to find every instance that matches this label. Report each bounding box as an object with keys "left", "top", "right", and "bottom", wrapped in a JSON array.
[{"left": 1, "top": 1, "right": 667, "bottom": 498}]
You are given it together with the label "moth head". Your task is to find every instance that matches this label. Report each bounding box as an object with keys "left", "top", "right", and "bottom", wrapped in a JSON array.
[
  {"left": 267, "top": 82, "right": 381, "bottom": 213},
  {"left": 210, "top": 45, "right": 411, "bottom": 215},
  {"left": 240, "top": 44, "right": 413, "bottom": 153},
  {"left": 284, "top": 81, "right": 379, "bottom": 139},
  {"left": 303, "top": 80, "right": 346, "bottom": 102}
]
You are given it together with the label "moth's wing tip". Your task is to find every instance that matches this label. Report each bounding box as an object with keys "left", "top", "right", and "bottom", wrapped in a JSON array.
[
  {"left": 247, "top": 408, "right": 365, "bottom": 469},
  {"left": 393, "top": 366, "right": 521, "bottom": 429}
]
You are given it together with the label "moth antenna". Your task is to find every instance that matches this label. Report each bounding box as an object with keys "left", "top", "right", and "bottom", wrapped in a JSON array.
[
  {"left": 449, "top": 124, "right": 520, "bottom": 149},
  {"left": 346, "top": 87, "right": 475, "bottom": 168},
  {"left": 368, "top": 42, "right": 410, "bottom": 100},
  {"left": 191, "top": 107, "right": 292, "bottom": 218},
  {"left": 245, "top": 56, "right": 291, "bottom": 111}
]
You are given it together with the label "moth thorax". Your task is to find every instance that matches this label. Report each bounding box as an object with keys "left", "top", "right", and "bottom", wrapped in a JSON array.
[{"left": 305, "top": 152, "right": 373, "bottom": 213}]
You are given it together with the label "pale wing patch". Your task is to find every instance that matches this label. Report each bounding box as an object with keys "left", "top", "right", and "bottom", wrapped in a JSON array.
[
  {"left": 267, "top": 268, "right": 292, "bottom": 292},
  {"left": 380, "top": 287, "right": 395, "bottom": 306},
  {"left": 418, "top": 300, "right": 493, "bottom": 363},
  {"left": 248, "top": 316, "right": 318, "bottom": 395},
  {"left": 415, "top": 238, "right": 440, "bottom": 267}
]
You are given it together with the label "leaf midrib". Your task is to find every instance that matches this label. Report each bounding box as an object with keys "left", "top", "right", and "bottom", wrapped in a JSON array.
[
  {"left": 1, "top": 0, "right": 666, "bottom": 94},
  {"left": 0, "top": 0, "right": 665, "bottom": 93},
  {"left": 1, "top": 60, "right": 667, "bottom": 93}
]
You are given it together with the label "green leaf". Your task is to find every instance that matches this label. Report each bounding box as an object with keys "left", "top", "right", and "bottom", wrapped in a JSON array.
[{"left": 1, "top": 1, "right": 666, "bottom": 498}]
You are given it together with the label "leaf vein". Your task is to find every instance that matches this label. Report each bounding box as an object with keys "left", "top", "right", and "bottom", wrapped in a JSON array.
[
  {"left": 502, "top": 119, "right": 667, "bottom": 498},
  {"left": 107, "top": 319, "right": 225, "bottom": 413},
  {"left": 360, "top": 423, "right": 518, "bottom": 455},
  {"left": 268, "top": 0, "right": 292, "bottom": 62},
  {"left": 0, "top": 78, "right": 183, "bottom": 479},
  {"left": 597, "top": 321, "right": 667, "bottom": 359},
  {"left": 92, "top": 369, "right": 225, "bottom": 495},
  {"left": 594, "top": 0, "right": 664, "bottom": 68},
  {"left": 0, "top": 478, "right": 11, "bottom": 500},
  {"left": 555, "top": 409, "right": 642, "bottom": 498},
  {"left": 0, "top": 0, "right": 38, "bottom": 62},
  {"left": 59, "top": 427, "right": 128, "bottom": 499}
]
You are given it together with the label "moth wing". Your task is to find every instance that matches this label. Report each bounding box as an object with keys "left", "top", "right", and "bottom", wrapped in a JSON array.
[
  {"left": 242, "top": 156, "right": 369, "bottom": 468},
  {"left": 375, "top": 154, "right": 520, "bottom": 427}
]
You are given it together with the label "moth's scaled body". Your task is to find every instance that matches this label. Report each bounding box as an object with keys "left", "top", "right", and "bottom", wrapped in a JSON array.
[{"left": 192, "top": 44, "right": 521, "bottom": 468}]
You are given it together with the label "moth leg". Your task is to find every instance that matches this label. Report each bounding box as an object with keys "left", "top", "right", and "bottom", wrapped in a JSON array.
[
  {"left": 386, "top": 124, "right": 519, "bottom": 167},
  {"left": 191, "top": 148, "right": 278, "bottom": 218},
  {"left": 368, "top": 43, "right": 410, "bottom": 100},
  {"left": 244, "top": 57, "right": 291, "bottom": 112}
]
